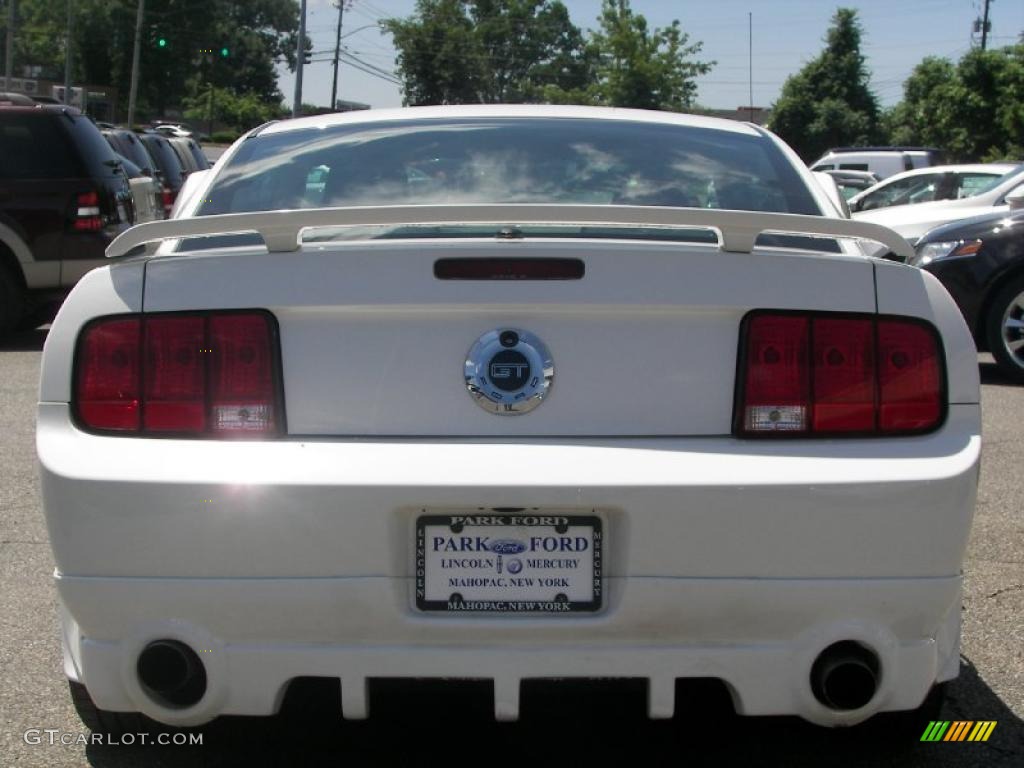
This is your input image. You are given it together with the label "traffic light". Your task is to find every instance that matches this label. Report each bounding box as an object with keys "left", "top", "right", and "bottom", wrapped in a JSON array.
[
  {"left": 303, "top": 52, "right": 312, "bottom": 65},
  {"left": 220, "top": 47, "right": 229, "bottom": 58},
  {"left": 158, "top": 38, "right": 167, "bottom": 48}
]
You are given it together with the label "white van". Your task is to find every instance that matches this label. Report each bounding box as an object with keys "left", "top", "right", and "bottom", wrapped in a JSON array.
[{"left": 811, "top": 147, "right": 944, "bottom": 180}]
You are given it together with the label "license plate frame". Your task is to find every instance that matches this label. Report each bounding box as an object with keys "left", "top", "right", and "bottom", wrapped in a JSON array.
[{"left": 415, "top": 513, "right": 603, "bottom": 614}]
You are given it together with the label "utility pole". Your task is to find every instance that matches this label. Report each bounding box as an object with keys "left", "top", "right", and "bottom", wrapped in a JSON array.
[
  {"left": 4, "top": 0, "right": 15, "bottom": 92},
  {"left": 127, "top": 0, "right": 144, "bottom": 127},
  {"left": 981, "top": 0, "right": 992, "bottom": 51},
  {"left": 330, "top": 0, "right": 347, "bottom": 110},
  {"left": 292, "top": 0, "right": 306, "bottom": 117},
  {"left": 748, "top": 12, "right": 753, "bottom": 123},
  {"left": 63, "top": 0, "right": 73, "bottom": 105}
]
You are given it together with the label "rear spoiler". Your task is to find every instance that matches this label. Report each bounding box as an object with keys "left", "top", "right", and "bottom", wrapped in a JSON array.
[{"left": 105, "top": 204, "right": 914, "bottom": 261}]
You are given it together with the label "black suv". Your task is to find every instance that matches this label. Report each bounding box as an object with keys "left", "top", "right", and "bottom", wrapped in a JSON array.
[{"left": 0, "top": 105, "right": 134, "bottom": 333}]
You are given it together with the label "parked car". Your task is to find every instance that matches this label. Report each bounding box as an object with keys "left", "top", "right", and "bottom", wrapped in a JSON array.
[
  {"left": 41, "top": 106, "right": 978, "bottom": 737},
  {"left": 0, "top": 104, "right": 134, "bottom": 333},
  {"left": 855, "top": 164, "right": 1024, "bottom": 245},
  {"left": 911, "top": 190, "right": 1024, "bottom": 381},
  {"left": 152, "top": 122, "right": 194, "bottom": 139},
  {"left": 137, "top": 132, "right": 188, "bottom": 215},
  {"left": 0, "top": 91, "right": 36, "bottom": 106},
  {"left": 849, "top": 164, "right": 1016, "bottom": 213},
  {"left": 113, "top": 153, "right": 163, "bottom": 224},
  {"left": 821, "top": 169, "right": 879, "bottom": 201},
  {"left": 167, "top": 135, "right": 211, "bottom": 174},
  {"left": 103, "top": 130, "right": 166, "bottom": 223},
  {"left": 103, "top": 129, "right": 161, "bottom": 178},
  {"left": 811, "top": 146, "right": 944, "bottom": 180}
]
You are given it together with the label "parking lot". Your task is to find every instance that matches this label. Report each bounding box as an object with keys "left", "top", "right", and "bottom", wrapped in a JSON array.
[{"left": 1, "top": 318, "right": 1020, "bottom": 766}]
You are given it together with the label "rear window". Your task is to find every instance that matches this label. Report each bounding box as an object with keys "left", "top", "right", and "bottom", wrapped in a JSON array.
[
  {"left": 63, "top": 114, "right": 123, "bottom": 180},
  {"left": 199, "top": 118, "right": 821, "bottom": 217},
  {"left": 111, "top": 131, "right": 157, "bottom": 174},
  {"left": 169, "top": 140, "right": 195, "bottom": 172},
  {"left": 140, "top": 134, "right": 185, "bottom": 187},
  {"left": 0, "top": 112, "right": 80, "bottom": 179},
  {"left": 187, "top": 140, "right": 210, "bottom": 170}
]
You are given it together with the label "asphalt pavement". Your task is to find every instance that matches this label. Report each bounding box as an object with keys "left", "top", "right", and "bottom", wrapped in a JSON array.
[{"left": 1, "top": 321, "right": 1021, "bottom": 767}]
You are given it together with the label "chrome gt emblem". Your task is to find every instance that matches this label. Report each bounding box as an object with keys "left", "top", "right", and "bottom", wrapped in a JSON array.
[{"left": 465, "top": 329, "right": 554, "bottom": 415}]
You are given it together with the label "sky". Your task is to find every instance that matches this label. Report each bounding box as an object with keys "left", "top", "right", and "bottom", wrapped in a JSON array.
[{"left": 276, "top": 0, "right": 1024, "bottom": 112}]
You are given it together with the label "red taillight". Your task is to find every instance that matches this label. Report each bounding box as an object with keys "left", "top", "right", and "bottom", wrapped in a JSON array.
[
  {"left": 73, "top": 190, "right": 103, "bottom": 231},
  {"left": 812, "top": 317, "right": 875, "bottom": 432},
  {"left": 741, "top": 315, "right": 809, "bottom": 432},
  {"left": 75, "top": 312, "right": 281, "bottom": 437},
  {"left": 162, "top": 187, "right": 175, "bottom": 216},
  {"left": 877, "top": 320, "right": 942, "bottom": 432},
  {"left": 736, "top": 311, "right": 943, "bottom": 437},
  {"left": 208, "top": 315, "right": 276, "bottom": 434},
  {"left": 76, "top": 318, "right": 141, "bottom": 431},
  {"left": 143, "top": 316, "right": 206, "bottom": 432}
]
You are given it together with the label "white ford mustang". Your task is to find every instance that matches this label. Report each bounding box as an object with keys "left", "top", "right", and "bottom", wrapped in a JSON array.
[{"left": 38, "top": 105, "right": 980, "bottom": 732}]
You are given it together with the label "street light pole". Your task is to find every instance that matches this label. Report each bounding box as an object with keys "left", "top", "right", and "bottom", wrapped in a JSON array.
[
  {"left": 63, "top": 0, "right": 73, "bottom": 105},
  {"left": 127, "top": 0, "right": 144, "bottom": 127},
  {"left": 330, "top": 0, "right": 346, "bottom": 110},
  {"left": 748, "top": 12, "right": 753, "bottom": 123},
  {"left": 292, "top": 0, "right": 306, "bottom": 117},
  {"left": 4, "top": 0, "right": 15, "bottom": 92}
]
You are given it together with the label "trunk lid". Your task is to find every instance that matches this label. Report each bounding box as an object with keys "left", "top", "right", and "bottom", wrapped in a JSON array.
[{"left": 142, "top": 238, "right": 876, "bottom": 437}]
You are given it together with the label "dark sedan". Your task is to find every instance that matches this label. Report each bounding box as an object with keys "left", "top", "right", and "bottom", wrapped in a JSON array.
[{"left": 912, "top": 195, "right": 1024, "bottom": 381}]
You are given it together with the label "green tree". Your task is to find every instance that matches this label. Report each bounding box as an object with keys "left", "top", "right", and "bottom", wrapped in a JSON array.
[
  {"left": 385, "top": 0, "right": 711, "bottom": 110},
  {"left": 0, "top": 0, "right": 299, "bottom": 122},
  {"left": 383, "top": 0, "right": 483, "bottom": 105},
  {"left": 384, "top": 0, "right": 589, "bottom": 105},
  {"left": 182, "top": 86, "right": 285, "bottom": 134},
  {"left": 885, "top": 45, "right": 1024, "bottom": 161},
  {"left": 768, "top": 8, "right": 882, "bottom": 161},
  {"left": 566, "top": 0, "right": 712, "bottom": 111}
]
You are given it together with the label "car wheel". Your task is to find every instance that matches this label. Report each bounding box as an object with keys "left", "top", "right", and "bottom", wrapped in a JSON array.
[
  {"left": 985, "top": 276, "right": 1024, "bottom": 384},
  {"left": 0, "top": 262, "right": 25, "bottom": 336}
]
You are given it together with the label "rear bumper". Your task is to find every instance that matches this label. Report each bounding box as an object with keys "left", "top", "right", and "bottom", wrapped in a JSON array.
[
  {"left": 39, "top": 402, "right": 980, "bottom": 725},
  {"left": 60, "top": 576, "right": 962, "bottom": 727}
]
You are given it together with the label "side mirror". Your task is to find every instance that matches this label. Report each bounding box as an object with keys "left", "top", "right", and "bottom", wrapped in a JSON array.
[{"left": 1006, "top": 185, "right": 1024, "bottom": 211}]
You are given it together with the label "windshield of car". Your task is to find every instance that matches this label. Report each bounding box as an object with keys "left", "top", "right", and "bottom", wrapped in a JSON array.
[{"left": 198, "top": 118, "right": 821, "bottom": 222}]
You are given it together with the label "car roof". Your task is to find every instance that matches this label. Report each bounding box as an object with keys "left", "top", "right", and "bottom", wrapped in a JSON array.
[
  {"left": 870, "top": 163, "right": 1017, "bottom": 184},
  {"left": 826, "top": 146, "right": 942, "bottom": 154},
  {"left": 823, "top": 169, "right": 878, "bottom": 181},
  {"left": 257, "top": 104, "right": 766, "bottom": 138},
  {"left": 0, "top": 103, "right": 83, "bottom": 116},
  {"left": 0, "top": 92, "right": 36, "bottom": 106}
]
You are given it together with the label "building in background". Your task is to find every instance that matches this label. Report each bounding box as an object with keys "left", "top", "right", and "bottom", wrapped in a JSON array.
[{"left": 3, "top": 73, "right": 117, "bottom": 123}]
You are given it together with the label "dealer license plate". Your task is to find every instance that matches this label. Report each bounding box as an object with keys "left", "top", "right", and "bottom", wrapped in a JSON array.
[{"left": 416, "top": 513, "right": 603, "bottom": 613}]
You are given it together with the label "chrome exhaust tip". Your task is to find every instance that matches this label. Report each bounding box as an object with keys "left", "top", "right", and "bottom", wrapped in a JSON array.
[
  {"left": 810, "top": 641, "right": 880, "bottom": 711},
  {"left": 136, "top": 639, "right": 207, "bottom": 708}
]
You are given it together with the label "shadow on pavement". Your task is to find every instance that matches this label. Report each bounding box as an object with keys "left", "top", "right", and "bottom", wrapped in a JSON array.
[
  {"left": 979, "top": 361, "right": 1022, "bottom": 387},
  {"left": 0, "top": 326, "right": 48, "bottom": 352},
  {"left": 82, "top": 658, "right": 1022, "bottom": 768},
  {"left": 0, "top": 302, "right": 58, "bottom": 351}
]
